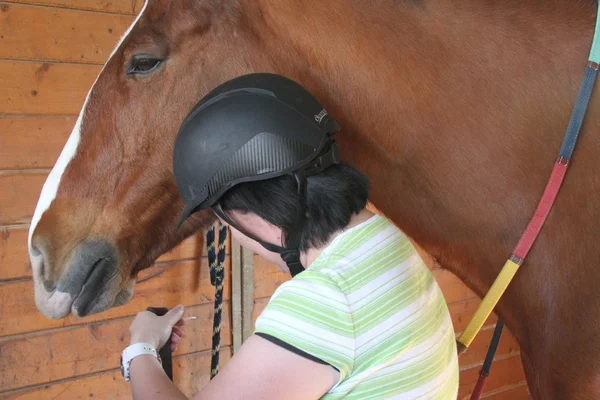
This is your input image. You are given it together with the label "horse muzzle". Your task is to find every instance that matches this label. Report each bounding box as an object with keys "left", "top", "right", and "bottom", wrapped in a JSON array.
[{"left": 31, "top": 239, "right": 132, "bottom": 319}]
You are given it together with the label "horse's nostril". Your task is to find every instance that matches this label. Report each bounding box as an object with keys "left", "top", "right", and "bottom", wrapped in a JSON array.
[
  {"left": 30, "top": 242, "right": 55, "bottom": 292},
  {"left": 43, "top": 276, "right": 56, "bottom": 292},
  {"left": 29, "top": 243, "right": 47, "bottom": 278},
  {"left": 30, "top": 245, "right": 42, "bottom": 257}
]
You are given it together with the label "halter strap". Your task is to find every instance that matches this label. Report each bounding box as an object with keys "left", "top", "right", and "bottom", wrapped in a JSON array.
[{"left": 280, "top": 170, "right": 308, "bottom": 277}]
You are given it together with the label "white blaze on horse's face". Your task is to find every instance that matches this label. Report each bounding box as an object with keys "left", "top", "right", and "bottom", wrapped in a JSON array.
[{"left": 28, "top": 1, "right": 150, "bottom": 319}]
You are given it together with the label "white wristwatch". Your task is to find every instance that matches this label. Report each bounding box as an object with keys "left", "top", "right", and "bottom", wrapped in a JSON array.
[{"left": 120, "top": 343, "right": 162, "bottom": 382}]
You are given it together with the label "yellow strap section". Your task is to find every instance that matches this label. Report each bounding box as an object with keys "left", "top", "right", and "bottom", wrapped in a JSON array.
[{"left": 457, "top": 259, "right": 520, "bottom": 349}]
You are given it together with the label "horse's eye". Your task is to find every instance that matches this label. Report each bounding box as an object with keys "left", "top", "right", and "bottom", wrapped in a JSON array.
[{"left": 127, "top": 56, "right": 163, "bottom": 76}]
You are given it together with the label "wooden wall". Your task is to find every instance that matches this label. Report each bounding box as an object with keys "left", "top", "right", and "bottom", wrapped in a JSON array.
[{"left": 0, "top": 1, "right": 528, "bottom": 398}]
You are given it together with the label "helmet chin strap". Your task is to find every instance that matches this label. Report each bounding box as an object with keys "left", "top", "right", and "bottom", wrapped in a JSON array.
[{"left": 212, "top": 170, "right": 307, "bottom": 277}]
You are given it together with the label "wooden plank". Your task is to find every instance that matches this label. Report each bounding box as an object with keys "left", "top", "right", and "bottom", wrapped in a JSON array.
[
  {"left": 0, "top": 117, "right": 74, "bottom": 169},
  {"left": 0, "top": 172, "right": 47, "bottom": 225},
  {"left": 252, "top": 297, "right": 269, "bottom": 329},
  {"left": 2, "top": 0, "right": 145, "bottom": 15},
  {"left": 433, "top": 268, "right": 479, "bottom": 305},
  {"left": 231, "top": 238, "right": 243, "bottom": 352},
  {"left": 481, "top": 383, "right": 529, "bottom": 400},
  {"left": 0, "top": 258, "right": 231, "bottom": 337},
  {"left": 458, "top": 355, "right": 527, "bottom": 399},
  {"left": 2, "top": 348, "right": 232, "bottom": 399},
  {"left": 0, "top": 61, "right": 100, "bottom": 115},
  {"left": 156, "top": 230, "right": 230, "bottom": 264},
  {"left": 157, "top": 233, "right": 208, "bottom": 263},
  {"left": 0, "top": 226, "right": 31, "bottom": 280},
  {"left": 0, "top": 302, "right": 231, "bottom": 391},
  {"left": 252, "top": 254, "right": 289, "bottom": 298},
  {"left": 0, "top": 3, "right": 135, "bottom": 64},
  {"left": 241, "top": 246, "right": 254, "bottom": 342},
  {"left": 174, "top": 348, "right": 233, "bottom": 398}
]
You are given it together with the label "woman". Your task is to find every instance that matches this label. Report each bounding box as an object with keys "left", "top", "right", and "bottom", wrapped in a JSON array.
[{"left": 123, "top": 73, "right": 459, "bottom": 399}]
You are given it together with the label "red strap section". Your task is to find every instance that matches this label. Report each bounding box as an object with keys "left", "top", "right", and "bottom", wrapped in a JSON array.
[
  {"left": 513, "top": 163, "right": 568, "bottom": 259},
  {"left": 470, "top": 374, "right": 488, "bottom": 400}
]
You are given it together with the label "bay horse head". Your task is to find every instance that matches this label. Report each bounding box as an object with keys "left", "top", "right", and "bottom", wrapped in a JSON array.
[{"left": 28, "top": 0, "right": 286, "bottom": 318}]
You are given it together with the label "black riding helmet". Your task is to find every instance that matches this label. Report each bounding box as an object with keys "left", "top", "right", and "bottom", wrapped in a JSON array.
[{"left": 173, "top": 73, "right": 341, "bottom": 276}]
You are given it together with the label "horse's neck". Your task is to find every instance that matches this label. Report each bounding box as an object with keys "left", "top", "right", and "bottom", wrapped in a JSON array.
[{"left": 248, "top": 0, "right": 597, "bottom": 323}]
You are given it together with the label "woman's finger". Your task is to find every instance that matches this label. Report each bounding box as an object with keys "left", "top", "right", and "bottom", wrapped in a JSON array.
[
  {"left": 174, "top": 317, "right": 187, "bottom": 327},
  {"left": 164, "top": 306, "right": 185, "bottom": 328},
  {"left": 171, "top": 332, "right": 182, "bottom": 344},
  {"left": 172, "top": 326, "right": 184, "bottom": 338}
]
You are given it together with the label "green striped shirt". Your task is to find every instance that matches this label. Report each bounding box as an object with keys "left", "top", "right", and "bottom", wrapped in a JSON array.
[{"left": 255, "top": 215, "right": 459, "bottom": 399}]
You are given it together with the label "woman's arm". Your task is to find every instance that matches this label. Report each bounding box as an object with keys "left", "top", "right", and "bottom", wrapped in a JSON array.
[
  {"left": 192, "top": 335, "right": 339, "bottom": 400},
  {"left": 127, "top": 306, "right": 189, "bottom": 399},
  {"left": 128, "top": 335, "right": 339, "bottom": 400},
  {"left": 127, "top": 308, "right": 339, "bottom": 400},
  {"left": 129, "top": 355, "right": 188, "bottom": 399}
]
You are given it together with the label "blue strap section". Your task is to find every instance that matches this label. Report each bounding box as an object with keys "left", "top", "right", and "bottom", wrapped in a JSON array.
[
  {"left": 559, "top": 66, "right": 598, "bottom": 160},
  {"left": 481, "top": 320, "right": 504, "bottom": 375}
]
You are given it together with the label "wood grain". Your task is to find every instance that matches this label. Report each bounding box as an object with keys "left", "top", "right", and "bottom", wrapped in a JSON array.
[
  {"left": 0, "top": 302, "right": 231, "bottom": 391},
  {"left": 479, "top": 383, "right": 529, "bottom": 400},
  {"left": 0, "top": 172, "right": 47, "bottom": 225},
  {"left": 0, "top": 226, "right": 31, "bottom": 280},
  {"left": 458, "top": 355, "right": 527, "bottom": 399},
  {"left": 0, "top": 61, "right": 100, "bottom": 115},
  {"left": 2, "top": 348, "right": 232, "bottom": 399},
  {"left": 0, "top": 3, "right": 134, "bottom": 64},
  {"left": 0, "top": 116, "right": 74, "bottom": 169},
  {"left": 2, "top": 0, "right": 145, "bottom": 15}
]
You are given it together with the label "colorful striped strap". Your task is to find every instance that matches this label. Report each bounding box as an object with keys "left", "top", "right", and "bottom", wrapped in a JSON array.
[{"left": 458, "top": 6, "right": 600, "bottom": 351}]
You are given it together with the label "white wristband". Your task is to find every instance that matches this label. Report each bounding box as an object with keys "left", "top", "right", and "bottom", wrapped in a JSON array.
[{"left": 120, "top": 343, "right": 161, "bottom": 382}]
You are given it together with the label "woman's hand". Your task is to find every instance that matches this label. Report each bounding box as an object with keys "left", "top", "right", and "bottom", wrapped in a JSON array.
[{"left": 129, "top": 305, "right": 187, "bottom": 352}]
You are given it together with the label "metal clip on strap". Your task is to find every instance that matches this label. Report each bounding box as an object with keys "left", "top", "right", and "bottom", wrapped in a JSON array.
[
  {"left": 281, "top": 249, "right": 304, "bottom": 277},
  {"left": 305, "top": 142, "right": 340, "bottom": 176}
]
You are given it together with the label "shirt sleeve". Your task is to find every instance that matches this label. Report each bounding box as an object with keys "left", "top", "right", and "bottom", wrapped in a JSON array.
[{"left": 254, "top": 270, "right": 355, "bottom": 382}]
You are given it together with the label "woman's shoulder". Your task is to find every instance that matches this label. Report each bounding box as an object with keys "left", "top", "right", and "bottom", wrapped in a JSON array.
[
  {"left": 275, "top": 269, "right": 348, "bottom": 302},
  {"left": 309, "top": 216, "right": 418, "bottom": 279}
]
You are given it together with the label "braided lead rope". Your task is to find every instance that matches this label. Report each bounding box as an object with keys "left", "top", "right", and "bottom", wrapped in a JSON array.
[{"left": 207, "top": 222, "right": 227, "bottom": 379}]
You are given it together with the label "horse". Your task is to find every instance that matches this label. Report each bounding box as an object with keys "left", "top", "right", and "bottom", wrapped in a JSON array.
[{"left": 27, "top": 0, "right": 600, "bottom": 398}]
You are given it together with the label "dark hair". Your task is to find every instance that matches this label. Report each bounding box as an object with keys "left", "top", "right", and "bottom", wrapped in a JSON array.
[{"left": 220, "top": 162, "right": 369, "bottom": 251}]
